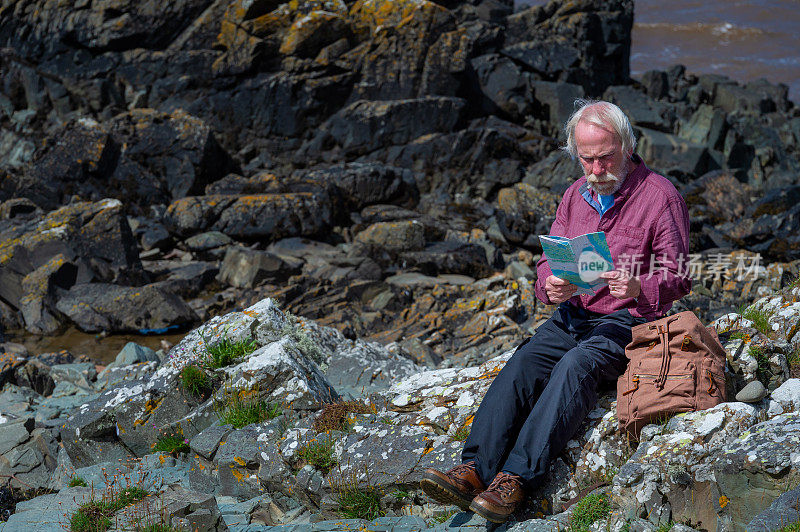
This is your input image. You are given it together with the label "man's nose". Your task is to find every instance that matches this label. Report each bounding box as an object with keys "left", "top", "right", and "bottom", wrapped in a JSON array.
[{"left": 591, "top": 160, "right": 605, "bottom": 176}]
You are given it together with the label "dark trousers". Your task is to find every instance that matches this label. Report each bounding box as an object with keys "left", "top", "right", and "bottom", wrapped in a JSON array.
[{"left": 461, "top": 302, "right": 646, "bottom": 488}]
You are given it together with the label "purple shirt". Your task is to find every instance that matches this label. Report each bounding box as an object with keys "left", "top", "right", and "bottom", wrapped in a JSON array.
[{"left": 534, "top": 155, "right": 691, "bottom": 320}]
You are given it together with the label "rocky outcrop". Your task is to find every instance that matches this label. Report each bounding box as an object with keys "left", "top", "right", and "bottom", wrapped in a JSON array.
[{"left": 1, "top": 0, "right": 800, "bottom": 528}]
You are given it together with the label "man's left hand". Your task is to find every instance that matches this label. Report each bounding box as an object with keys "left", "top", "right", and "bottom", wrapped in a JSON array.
[{"left": 599, "top": 270, "right": 641, "bottom": 300}]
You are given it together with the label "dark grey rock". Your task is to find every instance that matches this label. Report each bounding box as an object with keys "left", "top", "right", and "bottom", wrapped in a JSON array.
[
  {"left": 56, "top": 282, "right": 197, "bottom": 333},
  {"left": 0, "top": 199, "right": 142, "bottom": 312},
  {"left": 217, "top": 246, "right": 303, "bottom": 288},
  {"left": 530, "top": 80, "right": 585, "bottom": 128},
  {"left": 13, "top": 359, "right": 55, "bottom": 396},
  {"left": 185, "top": 231, "right": 233, "bottom": 251},
  {"left": 165, "top": 192, "right": 333, "bottom": 241},
  {"left": 469, "top": 54, "right": 533, "bottom": 121},
  {"left": 604, "top": 85, "right": 676, "bottom": 132},
  {"left": 113, "top": 342, "right": 160, "bottom": 366},
  {"left": 190, "top": 424, "right": 234, "bottom": 461},
  {"left": 677, "top": 104, "right": 727, "bottom": 150},
  {"left": 398, "top": 241, "right": 493, "bottom": 278},
  {"left": 50, "top": 362, "right": 97, "bottom": 388},
  {"left": 302, "top": 97, "right": 465, "bottom": 157},
  {"left": 640, "top": 70, "right": 669, "bottom": 99},
  {"left": 736, "top": 380, "right": 767, "bottom": 403},
  {"left": 636, "top": 127, "right": 714, "bottom": 178},
  {"left": 747, "top": 485, "right": 800, "bottom": 531}
]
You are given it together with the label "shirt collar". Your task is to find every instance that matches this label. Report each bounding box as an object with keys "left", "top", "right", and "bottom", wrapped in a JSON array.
[{"left": 578, "top": 154, "right": 648, "bottom": 213}]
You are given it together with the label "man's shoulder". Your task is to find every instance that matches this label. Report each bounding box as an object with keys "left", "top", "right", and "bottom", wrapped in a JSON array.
[
  {"left": 562, "top": 176, "right": 587, "bottom": 198},
  {"left": 637, "top": 168, "right": 684, "bottom": 205}
]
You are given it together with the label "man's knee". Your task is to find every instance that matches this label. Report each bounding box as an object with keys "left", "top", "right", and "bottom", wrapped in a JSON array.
[{"left": 551, "top": 348, "right": 599, "bottom": 382}]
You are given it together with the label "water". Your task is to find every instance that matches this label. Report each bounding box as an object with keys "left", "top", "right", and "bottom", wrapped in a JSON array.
[
  {"left": 6, "top": 327, "right": 186, "bottom": 365},
  {"left": 515, "top": 0, "right": 800, "bottom": 103}
]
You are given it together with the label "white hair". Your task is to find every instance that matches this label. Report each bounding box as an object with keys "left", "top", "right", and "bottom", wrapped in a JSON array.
[{"left": 562, "top": 99, "right": 636, "bottom": 159}]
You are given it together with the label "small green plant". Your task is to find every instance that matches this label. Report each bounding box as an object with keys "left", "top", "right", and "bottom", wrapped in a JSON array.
[
  {"left": 739, "top": 304, "right": 773, "bottom": 336},
  {"left": 335, "top": 483, "right": 384, "bottom": 520},
  {"left": 429, "top": 509, "right": 459, "bottom": 524},
  {"left": 295, "top": 437, "right": 338, "bottom": 474},
  {"left": 69, "top": 476, "right": 88, "bottom": 487},
  {"left": 452, "top": 423, "right": 471, "bottom": 442},
  {"left": 776, "top": 522, "right": 800, "bottom": 532},
  {"left": 70, "top": 486, "right": 149, "bottom": 532},
  {"left": 153, "top": 435, "right": 190, "bottom": 454},
  {"left": 281, "top": 317, "right": 324, "bottom": 363},
  {"left": 201, "top": 336, "right": 257, "bottom": 369},
  {"left": 71, "top": 500, "right": 114, "bottom": 532},
  {"left": 729, "top": 330, "right": 749, "bottom": 342},
  {"left": 568, "top": 492, "right": 611, "bottom": 532},
  {"left": 656, "top": 521, "right": 675, "bottom": 532},
  {"left": 392, "top": 489, "right": 409, "bottom": 501},
  {"left": 215, "top": 386, "right": 281, "bottom": 429},
  {"left": 749, "top": 345, "right": 771, "bottom": 386},
  {"left": 788, "top": 348, "right": 800, "bottom": 379},
  {"left": 179, "top": 364, "right": 210, "bottom": 397}
]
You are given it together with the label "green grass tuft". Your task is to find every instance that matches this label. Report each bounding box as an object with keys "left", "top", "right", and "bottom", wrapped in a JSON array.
[
  {"left": 201, "top": 337, "right": 257, "bottom": 369},
  {"left": 776, "top": 522, "right": 800, "bottom": 532},
  {"left": 153, "top": 435, "right": 190, "bottom": 454},
  {"left": 739, "top": 305, "right": 773, "bottom": 336},
  {"left": 70, "top": 500, "right": 114, "bottom": 532},
  {"left": 70, "top": 486, "right": 149, "bottom": 532},
  {"left": 429, "top": 509, "right": 459, "bottom": 525},
  {"left": 569, "top": 492, "right": 611, "bottom": 532},
  {"left": 749, "top": 345, "right": 771, "bottom": 386},
  {"left": 180, "top": 364, "right": 210, "bottom": 397},
  {"left": 69, "top": 476, "right": 88, "bottom": 487},
  {"left": 296, "top": 437, "right": 338, "bottom": 474},
  {"left": 215, "top": 387, "right": 281, "bottom": 429},
  {"left": 335, "top": 484, "right": 384, "bottom": 521},
  {"left": 655, "top": 522, "right": 675, "bottom": 532}
]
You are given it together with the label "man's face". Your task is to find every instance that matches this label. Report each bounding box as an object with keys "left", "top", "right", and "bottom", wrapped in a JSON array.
[{"left": 574, "top": 120, "right": 629, "bottom": 195}]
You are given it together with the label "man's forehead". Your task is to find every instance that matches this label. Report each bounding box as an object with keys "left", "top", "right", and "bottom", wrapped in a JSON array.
[{"left": 575, "top": 121, "right": 621, "bottom": 148}]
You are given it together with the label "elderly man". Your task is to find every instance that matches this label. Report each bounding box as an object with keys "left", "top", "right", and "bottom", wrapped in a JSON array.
[{"left": 421, "top": 100, "right": 691, "bottom": 522}]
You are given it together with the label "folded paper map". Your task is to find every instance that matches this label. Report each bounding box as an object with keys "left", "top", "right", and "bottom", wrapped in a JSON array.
[{"left": 539, "top": 231, "right": 614, "bottom": 295}]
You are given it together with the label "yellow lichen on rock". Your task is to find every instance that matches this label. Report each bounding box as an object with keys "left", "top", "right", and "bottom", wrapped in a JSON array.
[
  {"left": 279, "top": 10, "right": 347, "bottom": 57},
  {"left": 348, "top": 0, "right": 447, "bottom": 38}
]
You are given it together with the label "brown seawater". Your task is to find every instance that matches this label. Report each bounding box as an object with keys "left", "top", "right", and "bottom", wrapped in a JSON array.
[{"left": 517, "top": 0, "right": 800, "bottom": 103}]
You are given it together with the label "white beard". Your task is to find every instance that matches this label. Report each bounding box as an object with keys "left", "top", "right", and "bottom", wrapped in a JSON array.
[{"left": 586, "top": 161, "right": 629, "bottom": 195}]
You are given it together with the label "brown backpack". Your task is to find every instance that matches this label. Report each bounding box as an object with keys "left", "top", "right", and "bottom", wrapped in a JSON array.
[{"left": 617, "top": 311, "right": 728, "bottom": 438}]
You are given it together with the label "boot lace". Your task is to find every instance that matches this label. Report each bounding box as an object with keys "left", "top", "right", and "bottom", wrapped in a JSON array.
[
  {"left": 448, "top": 461, "right": 477, "bottom": 480},
  {"left": 486, "top": 472, "right": 522, "bottom": 499}
]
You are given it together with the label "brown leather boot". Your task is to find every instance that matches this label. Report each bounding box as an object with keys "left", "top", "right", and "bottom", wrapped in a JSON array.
[
  {"left": 469, "top": 471, "right": 525, "bottom": 523},
  {"left": 421, "top": 462, "right": 485, "bottom": 510}
]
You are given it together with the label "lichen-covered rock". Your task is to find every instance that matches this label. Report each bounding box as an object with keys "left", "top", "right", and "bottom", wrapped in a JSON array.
[
  {"left": 18, "top": 254, "right": 76, "bottom": 334},
  {"left": 0, "top": 199, "right": 142, "bottom": 313},
  {"left": 495, "top": 183, "right": 560, "bottom": 245},
  {"left": 347, "top": 0, "right": 457, "bottom": 100},
  {"left": 60, "top": 298, "right": 419, "bottom": 470},
  {"left": 355, "top": 220, "right": 426, "bottom": 252},
  {"left": 164, "top": 192, "right": 333, "bottom": 240},
  {"left": 612, "top": 400, "right": 800, "bottom": 530}
]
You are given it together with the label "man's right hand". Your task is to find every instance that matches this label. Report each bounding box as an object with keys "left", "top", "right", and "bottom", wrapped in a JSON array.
[{"left": 545, "top": 275, "right": 577, "bottom": 304}]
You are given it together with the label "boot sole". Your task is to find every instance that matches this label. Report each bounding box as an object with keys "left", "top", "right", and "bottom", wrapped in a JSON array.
[
  {"left": 420, "top": 474, "right": 474, "bottom": 511},
  {"left": 469, "top": 499, "right": 512, "bottom": 524}
]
